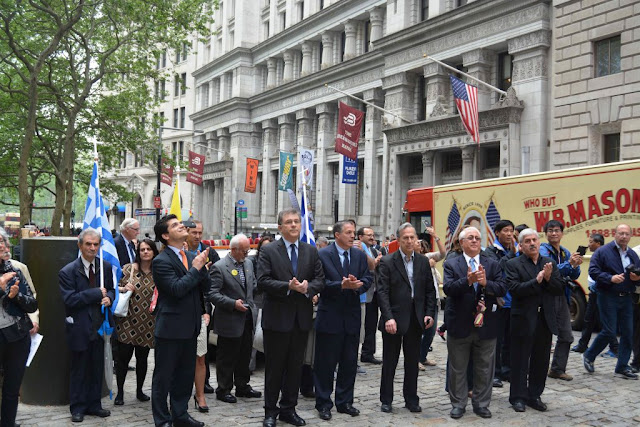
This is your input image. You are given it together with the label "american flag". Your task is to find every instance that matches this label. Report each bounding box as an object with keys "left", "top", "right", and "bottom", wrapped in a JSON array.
[
  {"left": 485, "top": 199, "right": 501, "bottom": 245},
  {"left": 450, "top": 75, "right": 479, "bottom": 144},
  {"left": 445, "top": 201, "right": 460, "bottom": 251}
]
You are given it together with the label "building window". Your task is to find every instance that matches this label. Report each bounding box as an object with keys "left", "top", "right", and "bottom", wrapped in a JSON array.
[
  {"left": 457, "top": 0, "right": 468, "bottom": 6},
  {"left": 160, "top": 79, "right": 166, "bottom": 100},
  {"left": 364, "top": 20, "right": 371, "bottom": 53},
  {"left": 180, "top": 107, "right": 186, "bottom": 128},
  {"left": 483, "top": 145, "right": 500, "bottom": 169},
  {"left": 179, "top": 141, "right": 184, "bottom": 162},
  {"left": 154, "top": 81, "right": 160, "bottom": 100},
  {"left": 498, "top": 52, "right": 513, "bottom": 91},
  {"left": 173, "top": 108, "right": 179, "bottom": 128},
  {"left": 421, "top": 0, "right": 429, "bottom": 21},
  {"left": 318, "top": 0, "right": 324, "bottom": 10},
  {"left": 442, "top": 151, "right": 462, "bottom": 173},
  {"left": 297, "top": 1, "right": 304, "bottom": 22},
  {"left": 417, "top": 76, "right": 427, "bottom": 121},
  {"left": 263, "top": 19, "right": 270, "bottom": 40},
  {"left": 603, "top": 133, "right": 620, "bottom": 163},
  {"left": 159, "top": 111, "right": 165, "bottom": 125},
  {"left": 180, "top": 73, "right": 187, "bottom": 95},
  {"left": 181, "top": 41, "right": 188, "bottom": 62},
  {"left": 407, "top": 155, "right": 423, "bottom": 176},
  {"left": 340, "top": 31, "right": 346, "bottom": 62},
  {"left": 595, "top": 36, "right": 621, "bottom": 77},
  {"left": 174, "top": 74, "right": 180, "bottom": 96},
  {"left": 280, "top": 11, "right": 286, "bottom": 31},
  {"left": 162, "top": 50, "right": 166, "bottom": 67}
]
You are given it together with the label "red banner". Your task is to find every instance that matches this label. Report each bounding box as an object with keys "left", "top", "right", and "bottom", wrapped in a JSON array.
[
  {"left": 245, "top": 158, "right": 259, "bottom": 193},
  {"left": 186, "top": 150, "right": 205, "bottom": 186},
  {"left": 161, "top": 160, "right": 173, "bottom": 186},
  {"left": 334, "top": 101, "right": 364, "bottom": 160},
  {"left": 186, "top": 172, "right": 203, "bottom": 186}
]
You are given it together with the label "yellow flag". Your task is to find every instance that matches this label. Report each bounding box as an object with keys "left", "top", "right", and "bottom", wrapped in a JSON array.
[{"left": 169, "top": 179, "right": 182, "bottom": 220}]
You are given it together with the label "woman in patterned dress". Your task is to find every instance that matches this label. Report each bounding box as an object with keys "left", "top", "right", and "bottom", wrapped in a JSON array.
[{"left": 114, "top": 238, "right": 159, "bottom": 406}]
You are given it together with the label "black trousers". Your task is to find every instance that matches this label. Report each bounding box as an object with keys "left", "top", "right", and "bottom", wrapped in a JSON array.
[
  {"left": 380, "top": 313, "right": 422, "bottom": 406},
  {"left": 509, "top": 311, "right": 552, "bottom": 404},
  {"left": 632, "top": 302, "right": 640, "bottom": 367},
  {"left": 494, "top": 307, "right": 511, "bottom": 379},
  {"left": 361, "top": 294, "right": 379, "bottom": 359},
  {"left": 0, "top": 332, "right": 30, "bottom": 427},
  {"left": 151, "top": 335, "right": 197, "bottom": 426},
  {"left": 263, "top": 328, "right": 308, "bottom": 417},
  {"left": 215, "top": 314, "right": 253, "bottom": 395},
  {"left": 115, "top": 341, "right": 150, "bottom": 395},
  {"left": 69, "top": 336, "right": 104, "bottom": 415},
  {"left": 313, "top": 331, "right": 359, "bottom": 410}
]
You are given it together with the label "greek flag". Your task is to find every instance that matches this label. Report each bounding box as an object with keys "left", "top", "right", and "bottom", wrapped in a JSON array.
[
  {"left": 300, "top": 187, "right": 315, "bottom": 247},
  {"left": 83, "top": 161, "right": 122, "bottom": 317}
]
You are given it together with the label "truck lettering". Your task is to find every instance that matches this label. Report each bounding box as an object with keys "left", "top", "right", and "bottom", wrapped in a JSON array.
[
  {"left": 523, "top": 198, "right": 540, "bottom": 209},
  {"left": 601, "top": 190, "right": 615, "bottom": 215},
  {"left": 587, "top": 195, "right": 603, "bottom": 219},
  {"left": 568, "top": 200, "right": 587, "bottom": 226}
]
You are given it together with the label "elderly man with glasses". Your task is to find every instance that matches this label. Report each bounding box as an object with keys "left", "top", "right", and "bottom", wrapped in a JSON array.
[{"left": 114, "top": 218, "right": 140, "bottom": 268}]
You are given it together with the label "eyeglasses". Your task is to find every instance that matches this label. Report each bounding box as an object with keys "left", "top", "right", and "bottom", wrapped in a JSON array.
[
  {"left": 129, "top": 227, "right": 140, "bottom": 231},
  {"left": 465, "top": 236, "right": 481, "bottom": 241},
  {"left": 546, "top": 229, "right": 562, "bottom": 234}
]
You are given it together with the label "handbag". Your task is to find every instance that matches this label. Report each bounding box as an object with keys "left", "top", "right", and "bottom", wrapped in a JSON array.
[{"left": 114, "top": 266, "right": 135, "bottom": 317}]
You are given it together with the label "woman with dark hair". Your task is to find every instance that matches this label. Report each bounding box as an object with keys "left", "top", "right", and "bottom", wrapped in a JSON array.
[
  {"left": 250, "top": 234, "right": 275, "bottom": 281},
  {"left": 114, "top": 238, "right": 159, "bottom": 406}
]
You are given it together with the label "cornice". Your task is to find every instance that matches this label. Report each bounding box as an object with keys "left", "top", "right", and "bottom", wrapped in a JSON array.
[{"left": 192, "top": 47, "right": 253, "bottom": 80}]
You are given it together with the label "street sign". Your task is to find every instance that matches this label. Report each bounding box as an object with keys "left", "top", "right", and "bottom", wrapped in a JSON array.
[
  {"left": 237, "top": 199, "right": 245, "bottom": 206},
  {"left": 154, "top": 196, "right": 161, "bottom": 209}
]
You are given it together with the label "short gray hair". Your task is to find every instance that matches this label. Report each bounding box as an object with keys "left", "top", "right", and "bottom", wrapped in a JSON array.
[
  {"left": 120, "top": 218, "right": 139, "bottom": 232},
  {"left": 396, "top": 222, "right": 415, "bottom": 238},
  {"left": 316, "top": 236, "right": 329, "bottom": 245},
  {"left": 78, "top": 229, "right": 101, "bottom": 244},
  {"left": 459, "top": 226, "right": 480, "bottom": 241},
  {"left": 277, "top": 208, "right": 301, "bottom": 225},
  {"left": 518, "top": 228, "right": 538, "bottom": 243},
  {"left": 230, "top": 233, "right": 249, "bottom": 248},
  {"left": 0, "top": 227, "right": 8, "bottom": 244}
]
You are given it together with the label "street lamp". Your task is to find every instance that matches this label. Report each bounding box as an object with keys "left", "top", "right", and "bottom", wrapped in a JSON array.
[{"left": 156, "top": 126, "right": 205, "bottom": 222}]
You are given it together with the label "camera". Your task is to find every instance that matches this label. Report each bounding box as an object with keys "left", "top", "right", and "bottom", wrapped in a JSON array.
[
  {"left": 182, "top": 220, "right": 196, "bottom": 228},
  {"left": 626, "top": 264, "right": 640, "bottom": 276}
]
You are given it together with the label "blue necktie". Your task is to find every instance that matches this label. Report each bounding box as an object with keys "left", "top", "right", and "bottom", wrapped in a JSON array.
[
  {"left": 290, "top": 244, "right": 298, "bottom": 276},
  {"left": 128, "top": 242, "right": 136, "bottom": 262},
  {"left": 470, "top": 258, "right": 478, "bottom": 293},
  {"left": 343, "top": 250, "right": 350, "bottom": 275}
]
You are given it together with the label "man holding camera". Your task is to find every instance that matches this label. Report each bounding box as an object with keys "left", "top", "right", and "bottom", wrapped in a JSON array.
[{"left": 583, "top": 224, "right": 640, "bottom": 379}]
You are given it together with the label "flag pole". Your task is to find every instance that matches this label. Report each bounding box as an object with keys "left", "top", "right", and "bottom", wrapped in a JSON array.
[
  {"left": 423, "top": 55, "right": 507, "bottom": 96},
  {"left": 324, "top": 84, "right": 413, "bottom": 124},
  {"left": 92, "top": 142, "right": 105, "bottom": 291}
]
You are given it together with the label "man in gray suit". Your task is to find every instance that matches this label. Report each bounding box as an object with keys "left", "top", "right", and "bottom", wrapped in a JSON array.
[{"left": 209, "top": 234, "right": 262, "bottom": 403}]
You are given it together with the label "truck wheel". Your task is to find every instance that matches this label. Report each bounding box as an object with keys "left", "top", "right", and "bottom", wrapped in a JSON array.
[{"left": 570, "top": 288, "right": 587, "bottom": 331}]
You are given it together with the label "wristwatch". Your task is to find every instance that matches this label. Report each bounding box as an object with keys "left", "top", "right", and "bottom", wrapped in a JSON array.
[{"left": 434, "top": 237, "right": 440, "bottom": 242}]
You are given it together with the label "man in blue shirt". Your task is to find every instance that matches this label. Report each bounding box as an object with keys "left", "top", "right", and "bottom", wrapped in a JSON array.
[
  {"left": 539, "top": 220, "right": 582, "bottom": 381},
  {"left": 583, "top": 224, "right": 640, "bottom": 379}
]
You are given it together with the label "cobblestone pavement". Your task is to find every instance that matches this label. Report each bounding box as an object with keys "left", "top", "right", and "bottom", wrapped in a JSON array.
[{"left": 16, "top": 330, "right": 640, "bottom": 426}]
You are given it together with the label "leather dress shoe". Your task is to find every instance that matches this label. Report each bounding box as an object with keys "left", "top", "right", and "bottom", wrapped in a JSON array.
[
  {"left": 236, "top": 388, "right": 262, "bottom": 398},
  {"left": 571, "top": 344, "right": 587, "bottom": 353},
  {"left": 360, "top": 355, "right": 382, "bottom": 364},
  {"left": 380, "top": 403, "right": 392, "bottom": 413},
  {"left": 548, "top": 370, "right": 573, "bottom": 381},
  {"left": 137, "top": 391, "right": 151, "bottom": 402},
  {"left": 114, "top": 394, "right": 124, "bottom": 406},
  {"left": 404, "top": 403, "right": 422, "bottom": 413},
  {"left": 279, "top": 411, "right": 306, "bottom": 426},
  {"left": 217, "top": 392, "right": 237, "bottom": 403},
  {"left": 615, "top": 368, "right": 639, "bottom": 379},
  {"left": 301, "top": 390, "right": 315, "bottom": 398},
  {"left": 173, "top": 415, "right": 204, "bottom": 427},
  {"left": 263, "top": 416, "right": 277, "bottom": 427},
  {"left": 527, "top": 398, "right": 547, "bottom": 412},
  {"left": 203, "top": 383, "right": 214, "bottom": 394},
  {"left": 337, "top": 403, "right": 360, "bottom": 416},
  {"left": 450, "top": 407, "right": 465, "bottom": 419},
  {"left": 583, "top": 355, "right": 595, "bottom": 373},
  {"left": 86, "top": 408, "right": 110, "bottom": 417},
  {"left": 473, "top": 407, "right": 492, "bottom": 418},
  {"left": 71, "top": 413, "right": 84, "bottom": 423},
  {"left": 492, "top": 377, "right": 503, "bottom": 387},
  {"left": 318, "top": 408, "right": 332, "bottom": 420},
  {"left": 512, "top": 400, "right": 526, "bottom": 412},
  {"left": 631, "top": 364, "right": 640, "bottom": 374}
]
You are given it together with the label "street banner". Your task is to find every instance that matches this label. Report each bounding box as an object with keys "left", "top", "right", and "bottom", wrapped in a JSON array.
[
  {"left": 335, "top": 101, "right": 364, "bottom": 160},
  {"left": 298, "top": 148, "right": 314, "bottom": 189},
  {"left": 342, "top": 155, "right": 358, "bottom": 184},
  {"left": 186, "top": 150, "right": 205, "bottom": 186},
  {"left": 278, "top": 151, "right": 294, "bottom": 191},
  {"left": 161, "top": 159, "right": 173, "bottom": 186},
  {"left": 245, "top": 158, "right": 259, "bottom": 193}
]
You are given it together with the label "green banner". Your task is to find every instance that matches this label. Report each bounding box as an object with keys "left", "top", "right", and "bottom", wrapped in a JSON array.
[{"left": 278, "top": 151, "right": 294, "bottom": 191}]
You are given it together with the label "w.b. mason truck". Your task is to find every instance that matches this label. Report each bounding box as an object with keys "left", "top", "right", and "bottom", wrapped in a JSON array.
[{"left": 404, "top": 160, "right": 640, "bottom": 329}]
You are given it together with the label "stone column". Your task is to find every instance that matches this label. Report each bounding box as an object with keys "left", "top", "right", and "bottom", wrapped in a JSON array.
[
  {"left": 462, "top": 48, "right": 495, "bottom": 112},
  {"left": 360, "top": 88, "right": 384, "bottom": 226},
  {"left": 261, "top": 119, "right": 278, "bottom": 223},
  {"left": 301, "top": 42, "right": 313, "bottom": 77},
  {"left": 369, "top": 8, "right": 384, "bottom": 47},
  {"left": 212, "top": 180, "right": 221, "bottom": 237},
  {"left": 314, "top": 103, "right": 336, "bottom": 230},
  {"left": 461, "top": 145, "right": 476, "bottom": 182},
  {"left": 382, "top": 72, "right": 416, "bottom": 127},
  {"left": 343, "top": 20, "right": 358, "bottom": 61},
  {"left": 277, "top": 114, "right": 296, "bottom": 213},
  {"left": 266, "top": 58, "right": 277, "bottom": 89},
  {"left": 283, "top": 50, "right": 294, "bottom": 83},
  {"left": 321, "top": 32, "right": 334, "bottom": 69},
  {"left": 205, "top": 131, "right": 217, "bottom": 162},
  {"left": 423, "top": 63, "right": 450, "bottom": 117},
  {"left": 217, "top": 128, "right": 230, "bottom": 162},
  {"left": 422, "top": 150, "right": 435, "bottom": 187},
  {"left": 230, "top": 123, "right": 261, "bottom": 228}
]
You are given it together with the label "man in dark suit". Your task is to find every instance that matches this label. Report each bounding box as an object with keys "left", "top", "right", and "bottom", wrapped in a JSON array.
[
  {"left": 583, "top": 224, "right": 640, "bottom": 379},
  {"left": 505, "top": 228, "right": 564, "bottom": 413},
  {"left": 358, "top": 227, "right": 383, "bottom": 365},
  {"left": 443, "top": 226, "right": 506, "bottom": 419},
  {"left": 314, "top": 221, "right": 372, "bottom": 421},
  {"left": 257, "top": 208, "right": 325, "bottom": 427},
  {"left": 209, "top": 233, "right": 261, "bottom": 402},
  {"left": 377, "top": 223, "right": 436, "bottom": 414},
  {"left": 59, "top": 229, "right": 115, "bottom": 423},
  {"left": 113, "top": 218, "right": 140, "bottom": 267},
  {"left": 151, "top": 215, "right": 212, "bottom": 427}
]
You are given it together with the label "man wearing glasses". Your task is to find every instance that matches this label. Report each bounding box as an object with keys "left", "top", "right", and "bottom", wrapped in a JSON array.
[{"left": 114, "top": 218, "right": 140, "bottom": 267}]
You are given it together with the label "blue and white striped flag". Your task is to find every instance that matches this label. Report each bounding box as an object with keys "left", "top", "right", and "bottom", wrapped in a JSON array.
[
  {"left": 300, "top": 186, "right": 315, "bottom": 247},
  {"left": 83, "top": 161, "right": 122, "bottom": 315}
]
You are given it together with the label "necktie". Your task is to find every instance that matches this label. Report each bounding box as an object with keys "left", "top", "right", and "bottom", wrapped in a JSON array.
[
  {"left": 179, "top": 250, "right": 189, "bottom": 270},
  {"left": 89, "top": 263, "right": 96, "bottom": 287},
  {"left": 469, "top": 257, "right": 478, "bottom": 293},
  {"left": 290, "top": 244, "right": 298, "bottom": 276},
  {"left": 343, "top": 250, "right": 350, "bottom": 275},
  {"left": 236, "top": 262, "right": 246, "bottom": 288},
  {"left": 128, "top": 241, "right": 136, "bottom": 262}
]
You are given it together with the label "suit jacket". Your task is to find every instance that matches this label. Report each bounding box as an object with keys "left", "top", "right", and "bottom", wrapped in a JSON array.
[
  {"left": 443, "top": 253, "right": 506, "bottom": 340},
  {"left": 152, "top": 247, "right": 212, "bottom": 340},
  {"left": 209, "top": 254, "right": 258, "bottom": 338},
  {"left": 257, "top": 238, "right": 325, "bottom": 332},
  {"left": 316, "top": 243, "right": 372, "bottom": 335},
  {"left": 377, "top": 251, "right": 436, "bottom": 335},
  {"left": 589, "top": 240, "right": 640, "bottom": 294},
  {"left": 59, "top": 257, "right": 115, "bottom": 352},
  {"left": 364, "top": 245, "right": 379, "bottom": 303},
  {"left": 114, "top": 233, "right": 134, "bottom": 268},
  {"left": 505, "top": 254, "right": 564, "bottom": 337}
]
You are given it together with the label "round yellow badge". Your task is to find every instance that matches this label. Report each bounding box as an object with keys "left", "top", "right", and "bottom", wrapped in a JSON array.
[{"left": 231, "top": 269, "right": 238, "bottom": 276}]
